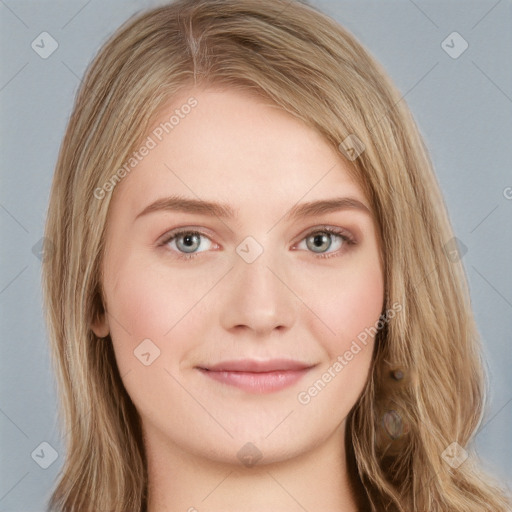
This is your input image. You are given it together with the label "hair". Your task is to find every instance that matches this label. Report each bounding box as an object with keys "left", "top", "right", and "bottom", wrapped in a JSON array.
[{"left": 41, "top": 0, "right": 512, "bottom": 511}]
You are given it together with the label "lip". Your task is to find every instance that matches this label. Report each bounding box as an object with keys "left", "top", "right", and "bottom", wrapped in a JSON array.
[{"left": 196, "top": 359, "right": 315, "bottom": 394}]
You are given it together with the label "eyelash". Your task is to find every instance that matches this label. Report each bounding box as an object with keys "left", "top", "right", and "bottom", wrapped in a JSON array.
[{"left": 158, "top": 226, "right": 356, "bottom": 261}]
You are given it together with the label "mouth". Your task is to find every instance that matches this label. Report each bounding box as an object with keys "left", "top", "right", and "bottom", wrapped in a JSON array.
[{"left": 196, "top": 359, "right": 316, "bottom": 394}]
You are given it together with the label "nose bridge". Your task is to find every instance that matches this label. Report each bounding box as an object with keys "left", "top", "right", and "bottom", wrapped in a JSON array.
[{"left": 219, "top": 240, "right": 297, "bottom": 334}]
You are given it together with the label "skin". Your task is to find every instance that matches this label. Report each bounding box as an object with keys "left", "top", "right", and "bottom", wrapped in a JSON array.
[{"left": 92, "top": 87, "right": 384, "bottom": 512}]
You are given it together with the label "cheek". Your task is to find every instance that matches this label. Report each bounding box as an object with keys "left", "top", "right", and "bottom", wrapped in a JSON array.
[
  {"left": 103, "top": 256, "right": 202, "bottom": 368},
  {"left": 294, "top": 258, "right": 383, "bottom": 415},
  {"left": 305, "top": 255, "right": 384, "bottom": 357}
]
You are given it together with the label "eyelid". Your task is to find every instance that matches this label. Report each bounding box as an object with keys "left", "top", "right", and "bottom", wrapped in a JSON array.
[
  {"left": 158, "top": 227, "right": 218, "bottom": 254},
  {"left": 291, "top": 224, "right": 356, "bottom": 247},
  {"left": 158, "top": 224, "right": 357, "bottom": 260},
  {"left": 158, "top": 225, "right": 215, "bottom": 243}
]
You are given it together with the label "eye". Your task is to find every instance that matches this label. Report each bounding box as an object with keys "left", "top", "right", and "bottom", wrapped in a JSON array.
[
  {"left": 295, "top": 226, "right": 356, "bottom": 259},
  {"left": 159, "top": 226, "right": 356, "bottom": 261},
  {"left": 159, "top": 229, "right": 215, "bottom": 260}
]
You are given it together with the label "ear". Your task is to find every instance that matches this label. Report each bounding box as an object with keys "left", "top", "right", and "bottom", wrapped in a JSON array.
[{"left": 91, "top": 310, "right": 110, "bottom": 338}]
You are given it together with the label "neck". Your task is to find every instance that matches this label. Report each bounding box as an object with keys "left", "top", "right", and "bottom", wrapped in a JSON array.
[{"left": 145, "top": 423, "right": 361, "bottom": 512}]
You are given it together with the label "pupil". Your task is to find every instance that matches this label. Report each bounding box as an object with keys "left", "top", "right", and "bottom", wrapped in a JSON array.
[
  {"left": 314, "top": 234, "right": 326, "bottom": 246},
  {"left": 179, "top": 233, "right": 200, "bottom": 252},
  {"left": 309, "top": 233, "right": 330, "bottom": 252}
]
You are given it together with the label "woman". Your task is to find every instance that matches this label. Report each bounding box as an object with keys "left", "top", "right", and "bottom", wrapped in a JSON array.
[{"left": 42, "top": 0, "right": 512, "bottom": 510}]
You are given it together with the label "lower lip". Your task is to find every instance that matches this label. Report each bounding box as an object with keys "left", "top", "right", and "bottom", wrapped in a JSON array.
[{"left": 198, "top": 368, "right": 310, "bottom": 393}]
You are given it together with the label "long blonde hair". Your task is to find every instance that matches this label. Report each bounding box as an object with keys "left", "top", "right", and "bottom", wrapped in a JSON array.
[{"left": 42, "top": 1, "right": 511, "bottom": 510}]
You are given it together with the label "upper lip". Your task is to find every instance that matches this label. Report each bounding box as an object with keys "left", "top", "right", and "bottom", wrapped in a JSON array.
[{"left": 198, "top": 359, "right": 315, "bottom": 372}]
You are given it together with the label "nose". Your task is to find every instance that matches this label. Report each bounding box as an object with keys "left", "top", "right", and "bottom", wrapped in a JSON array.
[{"left": 218, "top": 250, "right": 297, "bottom": 337}]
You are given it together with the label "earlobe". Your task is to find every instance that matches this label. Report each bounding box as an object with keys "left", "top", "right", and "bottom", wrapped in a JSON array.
[
  {"left": 91, "top": 287, "right": 110, "bottom": 338},
  {"left": 91, "top": 312, "right": 110, "bottom": 338}
]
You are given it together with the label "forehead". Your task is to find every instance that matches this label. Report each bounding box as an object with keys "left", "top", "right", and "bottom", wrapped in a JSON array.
[{"left": 109, "top": 87, "right": 368, "bottom": 219}]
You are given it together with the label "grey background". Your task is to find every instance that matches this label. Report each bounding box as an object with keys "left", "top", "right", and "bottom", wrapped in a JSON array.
[{"left": 1, "top": 0, "right": 511, "bottom": 510}]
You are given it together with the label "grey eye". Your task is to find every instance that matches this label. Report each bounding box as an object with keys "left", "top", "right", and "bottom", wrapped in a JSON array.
[
  {"left": 175, "top": 232, "right": 202, "bottom": 253},
  {"left": 306, "top": 232, "right": 333, "bottom": 253}
]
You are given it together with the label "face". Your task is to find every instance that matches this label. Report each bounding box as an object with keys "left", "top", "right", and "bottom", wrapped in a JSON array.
[{"left": 92, "top": 87, "right": 384, "bottom": 466}]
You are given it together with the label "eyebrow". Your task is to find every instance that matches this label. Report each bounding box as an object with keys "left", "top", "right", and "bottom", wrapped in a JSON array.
[{"left": 134, "top": 194, "right": 371, "bottom": 222}]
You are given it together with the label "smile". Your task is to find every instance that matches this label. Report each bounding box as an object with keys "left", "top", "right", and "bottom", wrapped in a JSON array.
[
  {"left": 196, "top": 359, "right": 316, "bottom": 394},
  {"left": 196, "top": 359, "right": 315, "bottom": 393}
]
